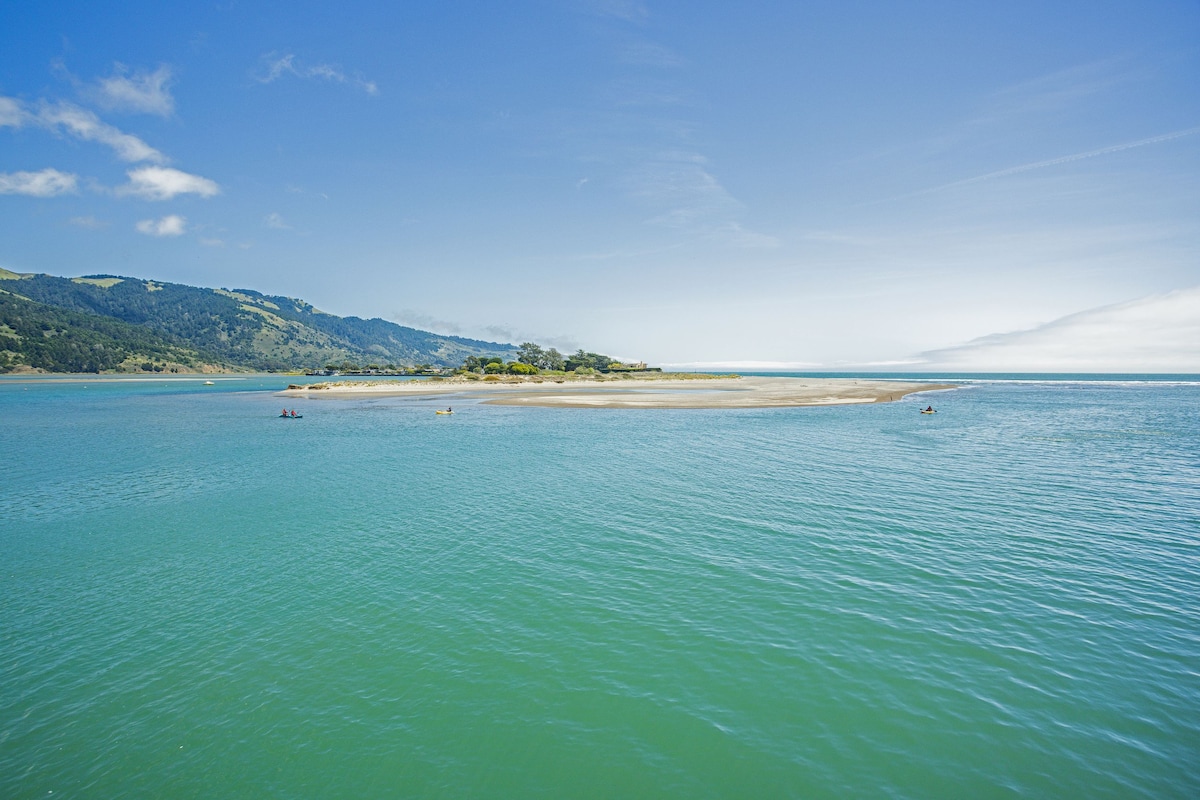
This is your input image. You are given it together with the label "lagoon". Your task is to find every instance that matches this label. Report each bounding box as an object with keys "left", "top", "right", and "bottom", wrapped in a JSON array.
[{"left": 2, "top": 375, "right": 1198, "bottom": 797}]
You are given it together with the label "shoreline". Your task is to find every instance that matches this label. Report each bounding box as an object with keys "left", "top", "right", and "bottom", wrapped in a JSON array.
[{"left": 278, "top": 375, "right": 957, "bottom": 409}]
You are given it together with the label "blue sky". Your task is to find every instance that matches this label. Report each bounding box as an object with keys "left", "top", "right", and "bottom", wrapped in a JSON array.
[{"left": 2, "top": 1, "right": 1198, "bottom": 369}]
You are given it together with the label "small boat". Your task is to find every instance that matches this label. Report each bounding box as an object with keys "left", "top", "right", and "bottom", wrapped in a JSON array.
[
  {"left": 203, "top": 380, "right": 215, "bottom": 386},
  {"left": 435, "top": 410, "right": 454, "bottom": 415},
  {"left": 279, "top": 412, "right": 303, "bottom": 418},
  {"left": 920, "top": 409, "right": 937, "bottom": 414}
]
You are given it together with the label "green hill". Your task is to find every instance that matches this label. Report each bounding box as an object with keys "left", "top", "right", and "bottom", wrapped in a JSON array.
[{"left": 0, "top": 269, "right": 517, "bottom": 373}]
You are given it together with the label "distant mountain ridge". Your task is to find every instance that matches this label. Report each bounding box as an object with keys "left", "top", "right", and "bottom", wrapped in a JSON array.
[{"left": 0, "top": 268, "right": 518, "bottom": 373}]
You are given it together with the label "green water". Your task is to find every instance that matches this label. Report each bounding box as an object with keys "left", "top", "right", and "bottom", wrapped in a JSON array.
[{"left": 2, "top": 376, "right": 1198, "bottom": 797}]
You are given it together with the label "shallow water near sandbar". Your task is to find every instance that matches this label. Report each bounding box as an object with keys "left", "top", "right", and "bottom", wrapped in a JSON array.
[{"left": 2, "top": 375, "right": 1198, "bottom": 798}]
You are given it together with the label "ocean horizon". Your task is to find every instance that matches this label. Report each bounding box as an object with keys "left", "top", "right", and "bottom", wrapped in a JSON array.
[{"left": 3, "top": 374, "right": 1198, "bottom": 797}]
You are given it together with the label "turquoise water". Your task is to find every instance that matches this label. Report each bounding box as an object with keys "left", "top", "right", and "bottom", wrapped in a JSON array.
[{"left": 2, "top": 375, "right": 1198, "bottom": 798}]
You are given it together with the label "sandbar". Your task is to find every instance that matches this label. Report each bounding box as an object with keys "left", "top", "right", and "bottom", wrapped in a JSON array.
[{"left": 278, "top": 375, "right": 956, "bottom": 409}]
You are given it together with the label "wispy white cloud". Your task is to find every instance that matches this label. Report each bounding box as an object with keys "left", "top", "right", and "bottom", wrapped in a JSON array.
[
  {"left": 569, "top": 242, "right": 684, "bottom": 262},
  {"left": 625, "top": 152, "right": 776, "bottom": 247},
  {"left": 604, "top": 78, "right": 691, "bottom": 108},
  {"left": 2, "top": 95, "right": 165, "bottom": 162},
  {"left": 264, "top": 212, "right": 291, "bottom": 229},
  {"left": 0, "top": 168, "right": 78, "bottom": 197},
  {"left": 118, "top": 166, "right": 219, "bottom": 200},
  {"left": 632, "top": 152, "right": 739, "bottom": 224},
  {"left": 851, "top": 58, "right": 1172, "bottom": 208},
  {"left": 286, "top": 184, "right": 330, "bottom": 200},
  {"left": 199, "top": 236, "right": 224, "bottom": 247},
  {"left": 619, "top": 41, "right": 684, "bottom": 67},
  {"left": 916, "top": 287, "right": 1200, "bottom": 372},
  {"left": 36, "top": 101, "right": 167, "bottom": 163},
  {"left": 2, "top": 95, "right": 220, "bottom": 204},
  {"left": 0, "top": 96, "right": 25, "bottom": 127},
  {"left": 135, "top": 214, "right": 187, "bottom": 237},
  {"left": 255, "top": 54, "right": 378, "bottom": 95},
  {"left": 979, "top": 59, "right": 1140, "bottom": 124},
  {"left": 712, "top": 222, "right": 779, "bottom": 249},
  {"left": 87, "top": 64, "right": 175, "bottom": 116},
  {"left": 68, "top": 215, "right": 109, "bottom": 229}
]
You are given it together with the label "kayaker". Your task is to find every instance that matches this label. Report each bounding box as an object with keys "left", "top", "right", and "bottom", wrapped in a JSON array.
[
  {"left": 925, "top": 405, "right": 934, "bottom": 412},
  {"left": 290, "top": 409, "right": 297, "bottom": 417}
]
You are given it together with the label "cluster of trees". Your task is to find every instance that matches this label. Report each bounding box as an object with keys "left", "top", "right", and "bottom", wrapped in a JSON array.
[
  {"left": 516, "top": 342, "right": 565, "bottom": 370},
  {"left": 461, "top": 355, "right": 533, "bottom": 374},
  {"left": 459, "top": 344, "right": 625, "bottom": 376},
  {"left": 564, "top": 349, "right": 619, "bottom": 371}
]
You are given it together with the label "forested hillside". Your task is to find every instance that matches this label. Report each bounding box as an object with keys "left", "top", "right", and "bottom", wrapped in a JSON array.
[
  {"left": 0, "top": 269, "right": 517, "bottom": 373},
  {"left": 0, "top": 290, "right": 221, "bottom": 373}
]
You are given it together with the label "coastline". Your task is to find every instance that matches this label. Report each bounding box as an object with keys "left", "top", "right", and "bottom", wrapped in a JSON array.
[{"left": 278, "top": 375, "right": 957, "bottom": 409}]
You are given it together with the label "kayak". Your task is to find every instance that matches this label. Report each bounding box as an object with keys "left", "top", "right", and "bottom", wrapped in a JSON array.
[
  {"left": 435, "top": 410, "right": 454, "bottom": 415},
  {"left": 920, "top": 410, "right": 936, "bottom": 414},
  {"left": 279, "top": 413, "right": 303, "bottom": 418}
]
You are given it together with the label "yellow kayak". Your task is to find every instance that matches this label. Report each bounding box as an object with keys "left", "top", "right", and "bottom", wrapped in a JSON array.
[{"left": 435, "top": 410, "right": 454, "bottom": 415}]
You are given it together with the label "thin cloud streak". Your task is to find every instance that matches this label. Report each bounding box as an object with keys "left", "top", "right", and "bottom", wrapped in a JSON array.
[
  {"left": 255, "top": 54, "right": 378, "bottom": 95},
  {"left": 874, "top": 125, "right": 1200, "bottom": 205}
]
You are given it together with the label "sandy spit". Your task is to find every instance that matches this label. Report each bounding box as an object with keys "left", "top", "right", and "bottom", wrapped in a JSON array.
[{"left": 278, "top": 376, "right": 957, "bottom": 409}]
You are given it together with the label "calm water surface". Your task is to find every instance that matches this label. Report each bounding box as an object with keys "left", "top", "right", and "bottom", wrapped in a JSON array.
[{"left": 2, "top": 375, "right": 1198, "bottom": 798}]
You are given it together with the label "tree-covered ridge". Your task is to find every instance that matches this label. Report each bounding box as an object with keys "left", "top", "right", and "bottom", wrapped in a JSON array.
[
  {"left": 0, "top": 272, "right": 519, "bottom": 372},
  {"left": 0, "top": 290, "right": 221, "bottom": 373}
]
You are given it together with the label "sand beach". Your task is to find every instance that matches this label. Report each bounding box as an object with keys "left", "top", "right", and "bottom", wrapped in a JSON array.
[{"left": 278, "top": 375, "right": 956, "bottom": 409}]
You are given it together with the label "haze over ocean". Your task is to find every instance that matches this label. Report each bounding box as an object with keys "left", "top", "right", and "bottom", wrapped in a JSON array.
[{"left": 3, "top": 375, "right": 1198, "bottom": 798}]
